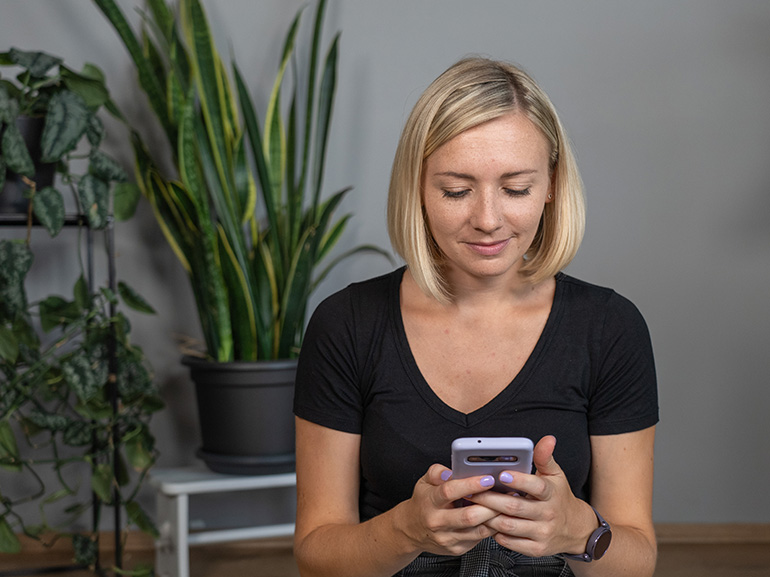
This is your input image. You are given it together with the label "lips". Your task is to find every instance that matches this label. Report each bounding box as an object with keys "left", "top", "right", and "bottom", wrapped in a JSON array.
[{"left": 466, "top": 238, "right": 511, "bottom": 256}]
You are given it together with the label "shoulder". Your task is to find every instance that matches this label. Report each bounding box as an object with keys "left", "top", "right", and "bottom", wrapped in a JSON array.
[
  {"left": 556, "top": 273, "right": 647, "bottom": 324},
  {"left": 306, "top": 267, "right": 404, "bottom": 339}
]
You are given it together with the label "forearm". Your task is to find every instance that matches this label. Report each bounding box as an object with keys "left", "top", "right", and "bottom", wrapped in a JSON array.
[
  {"left": 568, "top": 523, "right": 657, "bottom": 577},
  {"left": 294, "top": 501, "right": 419, "bottom": 577}
]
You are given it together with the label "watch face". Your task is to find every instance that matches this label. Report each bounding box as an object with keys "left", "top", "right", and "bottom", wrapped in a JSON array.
[{"left": 594, "top": 530, "right": 612, "bottom": 559}]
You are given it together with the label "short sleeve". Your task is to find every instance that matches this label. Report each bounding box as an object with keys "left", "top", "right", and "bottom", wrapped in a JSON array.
[
  {"left": 588, "top": 292, "right": 659, "bottom": 435},
  {"left": 293, "top": 289, "right": 364, "bottom": 434}
]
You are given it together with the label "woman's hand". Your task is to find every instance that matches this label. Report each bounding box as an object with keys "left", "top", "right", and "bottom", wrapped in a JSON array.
[
  {"left": 396, "top": 463, "right": 501, "bottom": 557},
  {"left": 468, "top": 436, "right": 598, "bottom": 558}
]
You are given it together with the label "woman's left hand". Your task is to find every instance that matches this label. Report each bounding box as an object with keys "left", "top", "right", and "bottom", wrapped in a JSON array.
[{"left": 468, "top": 435, "right": 598, "bottom": 558}]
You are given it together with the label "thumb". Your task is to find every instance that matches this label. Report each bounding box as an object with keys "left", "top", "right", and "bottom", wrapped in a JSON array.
[{"left": 533, "top": 435, "right": 561, "bottom": 476}]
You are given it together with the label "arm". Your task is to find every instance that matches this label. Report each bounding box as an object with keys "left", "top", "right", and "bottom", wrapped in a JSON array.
[
  {"left": 473, "top": 427, "right": 657, "bottom": 577},
  {"left": 293, "top": 417, "right": 500, "bottom": 577}
]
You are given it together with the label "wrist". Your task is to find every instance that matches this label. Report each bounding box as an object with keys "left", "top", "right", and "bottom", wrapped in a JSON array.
[{"left": 563, "top": 504, "right": 613, "bottom": 562}]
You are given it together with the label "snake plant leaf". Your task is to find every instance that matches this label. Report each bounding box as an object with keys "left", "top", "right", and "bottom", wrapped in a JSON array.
[
  {"left": 92, "top": 0, "right": 172, "bottom": 138},
  {"left": 118, "top": 281, "right": 156, "bottom": 315},
  {"left": 0, "top": 240, "right": 33, "bottom": 320},
  {"left": 303, "top": 0, "right": 328, "bottom": 200},
  {"left": 179, "top": 92, "right": 233, "bottom": 361},
  {"left": 0, "top": 516, "right": 21, "bottom": 553},
  {"left": 312, "top": 34, "right": 339, "bottom": 209},
  {"left": 77, "top": 173, "right": 109, "bottom": 229},
  {"left": 113, "top": 181, "right": 141, "bottom": 221},
  {"left": 0, "top": 325, "right": 18, "bottom": 363},
  {"left": 183, "top": 0, "right": 233, "bottom": 197},
  {"left": 40, "top": 90, "right": 91, "bottom": 163},
  {"left": 1, "top": 121, "right": 34, "bottom": 177},
  {"left": 89, "top": 149, "right": 127, "bottom": 182},
  {"left": 32, "top": 186, "right": 65, "bottom": 237},
  {"left": 0, "top": 421, "right": 21, "bottom": 473},
  {"left": 7, "top": 48, "right": 62, "bottom": 78}
]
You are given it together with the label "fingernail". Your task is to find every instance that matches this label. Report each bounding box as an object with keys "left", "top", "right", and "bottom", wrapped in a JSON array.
[
  {"left": 480, "top": 475, "right": 495, "bottom": 487},
  {"left": 499, "top": 472, "right": 513, "bottom": 483},
  {"left": 441, "top": 470, "right": 452, "bottom": 481}
]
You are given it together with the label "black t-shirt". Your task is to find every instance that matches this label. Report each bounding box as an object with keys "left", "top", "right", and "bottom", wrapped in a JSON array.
[{"left": 294, "top": 268, "right": 658, "bottom": 522}]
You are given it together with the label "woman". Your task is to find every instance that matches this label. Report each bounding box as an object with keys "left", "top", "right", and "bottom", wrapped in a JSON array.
[{"left": 293, "top": 57, "right": 658, "bottom": 577}]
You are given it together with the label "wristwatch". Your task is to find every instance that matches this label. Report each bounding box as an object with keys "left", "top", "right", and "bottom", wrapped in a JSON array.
[{"left": 563, "top": 506, "right": 612, "bottom": 562}]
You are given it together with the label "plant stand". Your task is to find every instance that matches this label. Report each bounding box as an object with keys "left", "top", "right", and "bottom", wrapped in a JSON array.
[
  {"left": 148, "top": 468, "right": 296, "bottom": 577},
  {"left": 0, "top": 213, "right": 121, "bottom": 576}
]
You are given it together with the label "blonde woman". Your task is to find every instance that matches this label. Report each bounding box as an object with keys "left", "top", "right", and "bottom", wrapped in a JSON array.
[{"left": 293, "top": 57, "right": 658, "bottom": 577}]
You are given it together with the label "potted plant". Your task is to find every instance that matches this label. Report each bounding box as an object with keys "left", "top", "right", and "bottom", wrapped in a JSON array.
[
  {"left": 0, "top": 49, "right": 161, "bottom": 575},
  {"left": 94, "top": 0, "right": 389, "bottom": 474}
]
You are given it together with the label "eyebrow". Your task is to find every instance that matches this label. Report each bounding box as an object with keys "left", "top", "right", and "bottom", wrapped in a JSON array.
[{"left": 433, "top": 170, "right": 539, "bottom": 180}]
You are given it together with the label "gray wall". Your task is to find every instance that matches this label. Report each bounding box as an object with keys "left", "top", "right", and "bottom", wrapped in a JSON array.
[{"left": 2, "top": 0, "right": 769, "bottom": 528}]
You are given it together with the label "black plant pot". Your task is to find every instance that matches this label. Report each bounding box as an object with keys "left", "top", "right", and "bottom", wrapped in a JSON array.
[
  {"left": 1, "top": 116, "right": 56, "bottom": 213},
  {"left": 183, "top": 356, "right": 298, "bottom": 476}
]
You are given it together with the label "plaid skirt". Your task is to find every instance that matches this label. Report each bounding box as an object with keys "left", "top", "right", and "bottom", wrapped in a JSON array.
[{"left": 394, "top": 538, "right": 573, "bottom": 577}]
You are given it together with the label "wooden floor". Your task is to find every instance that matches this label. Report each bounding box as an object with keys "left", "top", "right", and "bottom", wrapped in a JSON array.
[{"left": 2, "top": 530, "right": 769, "bottom": 577}]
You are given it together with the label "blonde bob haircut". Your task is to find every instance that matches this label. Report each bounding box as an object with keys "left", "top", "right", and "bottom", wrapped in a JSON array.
[{"left": 387, "top": 57, "right": 586, "bottom": 303}]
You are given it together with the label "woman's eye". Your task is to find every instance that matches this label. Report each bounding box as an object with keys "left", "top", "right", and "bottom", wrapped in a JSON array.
[
  {"left": 504, "top": 187, "right": 531, "bottom": 197},
  {"left": 442, "top": 189, "right": 470, "bottom": 199}
]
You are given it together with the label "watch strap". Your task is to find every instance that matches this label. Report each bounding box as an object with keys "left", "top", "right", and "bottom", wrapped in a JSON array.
[{"left": 563, "top": 505, "right": 612, "bottom": 562}]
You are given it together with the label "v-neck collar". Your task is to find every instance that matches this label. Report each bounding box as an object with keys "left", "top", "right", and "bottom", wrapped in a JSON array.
[{"left": 390, "top": 267, "right": 564, "bottom": 428}]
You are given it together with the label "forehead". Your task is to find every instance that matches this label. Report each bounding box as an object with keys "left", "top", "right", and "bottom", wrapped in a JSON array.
[{"left": 426, "top": 113, "right": 551, "bottom": 172}]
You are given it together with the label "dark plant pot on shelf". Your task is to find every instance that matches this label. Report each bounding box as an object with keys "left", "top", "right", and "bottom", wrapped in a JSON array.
[
  {"left": 1, "top": 116, "right": 56, "bottom": 213},
  {"left": 182, "top": 355, "right": 297, "bottom": 476}
]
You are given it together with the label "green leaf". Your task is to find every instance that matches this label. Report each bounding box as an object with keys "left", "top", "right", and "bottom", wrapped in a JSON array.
[
  {"left": 117, "top": 281, "right": 156, "bottom": 314},
  {"left": 113, "top": 181, "right": 141, "bottom": 221},
  {"left": 77, "top": 173, "right": 109, "bottom": 229},
  {"left": 91, "top": 463, "right": 113, "bottom": 503},
  {"left": 74, "top": 275, "right": 90, "bottom": 309},
  {"left": 0, "top": 240, "right": 33, "bottom": 319},
  {"left": 62, "top": 420, "right": 92, "bottom": 446},
  {"left": 125, "top": 500, "right": 159, "bottom": 538},
  {"left": 61, "top": 64, "right": 110, "bottom": 108},
  {"left": 62, "top": 351, "right": 103, "bottom": 403},
  {"left": 89, "top": 149, "right": 127, "bottom": 182},
  {"left": 124, "top": 431, "right": 154, "bottom": 471},
  {"left": 0, "top": 421, "right": 21, "bottom": 472},
  {"left": 40, "top": 90, "right": 91, "bottom": 163},
  {"left": 8, "top": 48, "right": 62, "bottom": 77},
  {"left": 38, "top": 295, "right": 80, "bottom": 332},
  {"left": 0, "top": 85, "right": 18, "bottom": 124},
  {"left": 0, "top": 517, "right": 21, "bottom": 554},
  {"left": 1, "top": 121, "right": 35, "bottom": 177},
  {"left": 0, "top": 325, "right": 19, "bottom": 363},
  {"left": 31, "top": 186, "right": 65, "bottom": 237},
  {"left": 86, "top": 114, "right": 105, "bottom": 147},
  {"left": 0, "top": 153, "right": 6, "bottom": 191},
  {"left": 72, "top": 533, "right": 98, "bottom": 566}
]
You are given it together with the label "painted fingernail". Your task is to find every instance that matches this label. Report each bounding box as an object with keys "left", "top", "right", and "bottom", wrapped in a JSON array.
[
  {"left": 480, "top": 475, "right": 495, "bottom": 487},
  {"left": 441, "top": 470, "right": 452, "bottom": 481},
  {"left": 499, "top": 472, "right": 513, "bottom": 483}
]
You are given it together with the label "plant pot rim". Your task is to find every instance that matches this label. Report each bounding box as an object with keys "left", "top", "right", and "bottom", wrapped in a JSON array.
[{"left": 181, "top": 355, "right": 298, "bottom": 371}]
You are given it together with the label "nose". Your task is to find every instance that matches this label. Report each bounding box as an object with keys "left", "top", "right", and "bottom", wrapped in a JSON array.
[{"left": 470, "top": 190, "right": 502, "bottom": 233}]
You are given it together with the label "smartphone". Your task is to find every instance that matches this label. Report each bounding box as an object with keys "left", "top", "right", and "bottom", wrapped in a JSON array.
[{"left": 451, "top": 437, "right": 534, "bottom": 493}]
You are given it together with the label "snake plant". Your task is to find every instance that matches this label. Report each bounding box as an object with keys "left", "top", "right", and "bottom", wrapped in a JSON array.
[{"left": 94, "top": 0, "right": 389, "bottom": 362}]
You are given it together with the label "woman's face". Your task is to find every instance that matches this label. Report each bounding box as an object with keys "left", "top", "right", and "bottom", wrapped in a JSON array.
[{"left": 421, "top": 112, "right": 553, "bottom": 286}]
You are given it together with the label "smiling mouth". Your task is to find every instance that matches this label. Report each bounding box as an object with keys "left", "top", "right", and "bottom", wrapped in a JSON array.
[{"left": 466, "top": 239, "right": 511, "bottom": 256}]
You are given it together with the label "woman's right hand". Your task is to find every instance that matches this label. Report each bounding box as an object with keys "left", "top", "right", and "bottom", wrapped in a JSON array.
[{"left": 396, "top": 463, "right": 500, "bottom": 557}]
